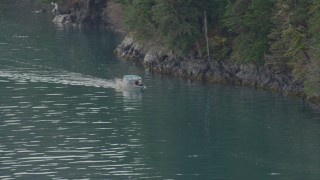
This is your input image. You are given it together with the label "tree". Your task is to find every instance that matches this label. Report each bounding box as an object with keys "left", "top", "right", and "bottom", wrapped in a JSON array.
[
  {"left": 151, "top": 0, "right": 202, "bottom": 54},
  {"left": 123, "top": 0, "right": 222, "bottom": 56},
  {"left": 305, "top": 0, "right": 320, "bottom": 95},
  {"left": 224, "top": 0, "right": 273, "bottom": 64},
  {"left": 124, "top": 0, "right": 156, "bottom": 42},
  {"left": 37, "top": 0, "right": 63, "bottom": 3},
  {"left": 267, "top": 0, "right": 310, "bottom": 64},
  {"left": 308, "top": 0, "right": 320, "bottom": 55}
]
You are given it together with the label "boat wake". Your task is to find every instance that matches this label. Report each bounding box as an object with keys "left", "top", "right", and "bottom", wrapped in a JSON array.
[
  {"left": 0, "top": 68, "right": 124, "bottom": 89},
  {"left": 0, "top": 59, "right": 142, "bottom": 94}
]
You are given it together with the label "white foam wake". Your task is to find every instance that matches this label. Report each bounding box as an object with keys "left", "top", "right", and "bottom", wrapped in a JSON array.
[{"left": 0, "top": 69, "right": 124, "bottom": 89}]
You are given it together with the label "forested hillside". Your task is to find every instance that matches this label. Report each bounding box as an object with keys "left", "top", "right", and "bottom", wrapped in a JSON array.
[
  {"left": 116, "top": 0, "right": 319, "bottom": 97},
  {"left": 39, "top": 0, "right": 319, "bottom": 100}
]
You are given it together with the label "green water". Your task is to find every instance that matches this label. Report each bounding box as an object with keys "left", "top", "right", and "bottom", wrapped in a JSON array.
[{"left": 1, "top": 1, "right": 320, "bottom": 179}]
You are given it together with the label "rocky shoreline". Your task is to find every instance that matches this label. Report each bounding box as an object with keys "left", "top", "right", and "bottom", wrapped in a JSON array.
[
  {"left": 115, "top": 37, "right": 303, "bottom": 93},
  {"left": 52, "top": 0, "right": 319, "bottom": 110},
  {"left": 115, "top": 37, "right": 320, "bottom": 109}
]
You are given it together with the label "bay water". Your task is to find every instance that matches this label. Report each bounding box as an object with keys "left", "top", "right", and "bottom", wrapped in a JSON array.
[{"left": 1, "top": 1, "right": 320, "bottom": 179}]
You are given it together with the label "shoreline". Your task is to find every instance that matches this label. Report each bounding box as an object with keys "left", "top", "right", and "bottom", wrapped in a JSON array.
[
  {"left": 115, "top": 36, "right": 320, "bottom": 110},
  {"left": 51, "top": 0, "right": 319, "bottom": 110}
]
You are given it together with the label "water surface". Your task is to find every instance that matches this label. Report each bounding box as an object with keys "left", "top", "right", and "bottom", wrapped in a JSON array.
[{"left": 1, "top": 1, "right": 320, "bottom": 179}]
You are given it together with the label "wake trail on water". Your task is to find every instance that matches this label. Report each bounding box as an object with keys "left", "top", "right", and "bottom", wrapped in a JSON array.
[
  {"left": 0, "top": 58, "right": 129, "bottom": 90},
  {"left": 0, "top": 68, "right": 125, "bottom": 90}
]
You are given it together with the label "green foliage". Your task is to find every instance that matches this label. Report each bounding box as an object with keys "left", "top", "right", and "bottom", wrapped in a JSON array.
[
  {"left": 123, "top": 0, "right": 221, "bottom": 55},
  {"left": 224, "top": 0, "right": 273, "bottom": 64},
  {"left": 267, "top": 0, "right": 310, "bottom": 64},
  {"left": 282, "top": 25, "right": 308, "bottom": 60},
  {"left": 305, "top": 0, "right": 320, "bottom": 95},
  {"left": 120, "top": 0, "right": 320, "bottom": 95},
  {"left": 37, "top": 0, "right": 63, "bottom": 3},
  {"left": 304, "top": 61, "right": 320, "bottom": 95},
  {"left": 309, "top": 0, "right": 320, "bottom": 53},
  {"left": 151, "top": 0, "right": 201, "bottom": 53},
  {"left": 114, "top": 0, "right": 129, "bottom": 5}
]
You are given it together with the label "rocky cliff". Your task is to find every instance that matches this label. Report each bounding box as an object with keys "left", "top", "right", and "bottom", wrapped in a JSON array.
[
  {"left": 67, "top": 0, "right": 107, "bottom": 26},
  {"left": 52, "top": 0, "right": 124, "bottom": 31}
]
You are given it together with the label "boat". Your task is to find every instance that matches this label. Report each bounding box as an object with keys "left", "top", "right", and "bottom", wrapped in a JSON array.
[{"left": 122, "top": 75, "right": 145, "bottom": 90}]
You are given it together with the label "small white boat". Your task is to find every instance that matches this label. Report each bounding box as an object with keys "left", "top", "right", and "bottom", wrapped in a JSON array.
[{"left": 122, "top": 75, "right": 145, "bottom": 90}]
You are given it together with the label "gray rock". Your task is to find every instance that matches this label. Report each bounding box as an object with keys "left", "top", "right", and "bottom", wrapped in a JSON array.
[
  {"left": 144, "top": 51, "right": 159, "bottom": 64},
  {"left": 116, "top": 35, "right": 305, "bottom": 96},
  {"left": 52, "top": 14, "right": 71, "bottom": 23},
  {"left": 69, "top": 0, "right": 107, "bottom": 26}
]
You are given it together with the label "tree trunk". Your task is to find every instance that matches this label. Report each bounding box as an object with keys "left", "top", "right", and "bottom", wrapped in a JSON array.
[
  {"left": 196, "top": 40, "right": 202, "bottom": 58},
  {"left": 204, "top": 11, "right": 210, "bottom": 60}
]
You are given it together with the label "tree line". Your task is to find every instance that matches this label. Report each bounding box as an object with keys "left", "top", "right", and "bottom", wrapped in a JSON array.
[
  {"left": 117, "top": 0, "right": 319, "bottom": 95},
  {"left": 39, "top": 0, "right": 319, "bottom": 95}
]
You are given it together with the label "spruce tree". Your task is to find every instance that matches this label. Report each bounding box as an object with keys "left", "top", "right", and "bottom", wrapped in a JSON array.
[
  {"left": 124, "top": 0, "right": 156, "bottom": 42},
  {"left": 151, "top": 0, "right": 200, "bottom": 54},
  {"left": 224, "top": 0, "right": 273, "bottom": 64},
  {"left": 267, "top": 0, "right": 310, "bottom": 64},
  {"left": 305, "top": 0, "right": 320, "bottom": 95},
  {"left": 123, "top": 0, "right": 222, "bottom": 56}
]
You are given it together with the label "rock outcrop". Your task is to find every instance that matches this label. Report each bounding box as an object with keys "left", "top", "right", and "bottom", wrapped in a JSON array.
[
  {"left": 52, "top": 14, "right": 71, "bottom": 23},
  {"left": 52, "top": 0, "right": 125, "bottom": 31},
  {"left": 69, "top": 0, "right": 107, "bottom": 26},
  {"left": 115, "top": 36, "right": 305, "bottom": 97},
  {"left": 52, "top": 0, "right": 107, "bottom": 27}
]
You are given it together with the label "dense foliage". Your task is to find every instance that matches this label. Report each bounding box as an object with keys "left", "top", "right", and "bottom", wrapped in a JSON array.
[
  {"left": 38, "top": 0, "right": 63, "bottom": 3},
  {"left": 121, "top": 0, "right": 220, "bottom": 55},
  {"left": 224, "top": 0, "right": 273, "bottom": 64},
  {"left": 119, "top": 0, "right": 320, "bottom": 95}
]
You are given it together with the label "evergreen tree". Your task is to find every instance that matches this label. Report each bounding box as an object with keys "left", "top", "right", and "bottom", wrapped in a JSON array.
[
  {"left": 267, "top": 0, "right": 310, "bottom": 64},
  {"left": 309, "top": 0, "right": 320, "bottom": 54},
  {"left": 305, "top": 0, "right": 320, "bottom": 95},
  {"left": 151, "top": 0, "right": 201, "bottom": 54},
  {"left": 38, "top": 0, "right": 62, "bottom": 3},
  {"left": 123, "top": 0, "right": 222, "bottom": 56},
  {"left": 224, "top": 0, "right": 273, "bottom": 64},
  {"left": 124, "top": 0, "right": 156, "bottom": 42}
]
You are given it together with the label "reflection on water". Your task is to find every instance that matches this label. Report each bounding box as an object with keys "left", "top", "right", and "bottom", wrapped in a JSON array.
[{"left": 121, "top": 89, "right": 143, "bottom": 101}]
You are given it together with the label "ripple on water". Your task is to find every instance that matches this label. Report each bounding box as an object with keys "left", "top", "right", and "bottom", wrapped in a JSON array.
[
  {"left": 0, "top": 106, "right": 19, "bottom": 109},
  {"left": 45, "top": 94, "right": 64, "bottom": 96},
  {"left": 11, "top": 96, "right": 24, "bottom": 99},
  {"left": 32, "top": 106, "right": 48, "bottom": 109}
]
